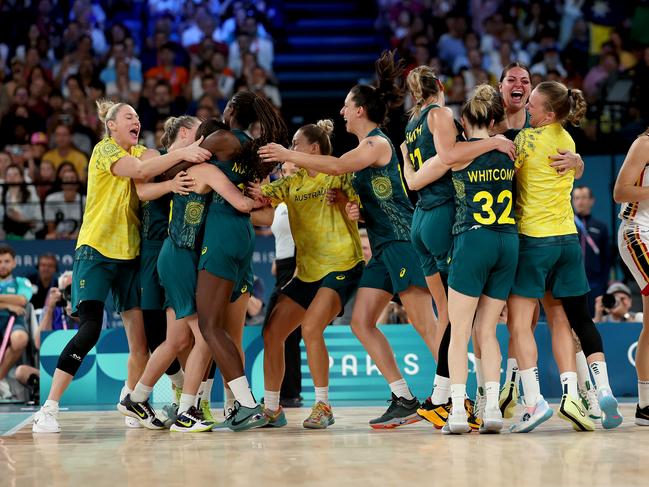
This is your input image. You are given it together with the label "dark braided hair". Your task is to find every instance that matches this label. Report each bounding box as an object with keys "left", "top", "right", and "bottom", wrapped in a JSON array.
[
  {"left": 349, "top": 50, "right": 405, "bottom": 125},
  {"left": 230, "top": 91, "right": 288, "bottom": 182}
]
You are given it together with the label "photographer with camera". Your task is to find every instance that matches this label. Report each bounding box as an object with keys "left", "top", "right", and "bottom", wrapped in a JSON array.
[
  {"left": 594, "top": 282, "right": 644, "bottom": 323},
  {"left": 35, "top": 271, "right": 77, "bottom": 349}
]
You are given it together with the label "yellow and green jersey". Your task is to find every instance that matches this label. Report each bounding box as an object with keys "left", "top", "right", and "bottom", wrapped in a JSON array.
[
  {"left": 262, "top": 169, "right": 363, "bottom": 282},
  {"left": 76, "top": 137, "right": 147, "bottom": 259},
  {"left": 514, "top": 123, "right": 577, "bottom": 237},
  {"left": 451, "top": 142, "right": 517, "bottom": 235},
  {"left": 404, "top": 104, "right": 454, "bottom": 209},
  {"left": 352, "top": 127, "right": 414, "bottom": 253}
]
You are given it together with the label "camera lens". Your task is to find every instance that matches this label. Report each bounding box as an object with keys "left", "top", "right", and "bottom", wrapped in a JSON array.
[{"left": 602, "top": 293, "right": 617, "bottom": 309}]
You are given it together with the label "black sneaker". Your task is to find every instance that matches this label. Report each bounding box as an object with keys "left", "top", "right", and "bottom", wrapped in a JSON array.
[
  {"left": 369, "top": 393, "right": 421, "bottom": 429},
  {"left": 636, "top": 404, "right": 649, "bottom": 426},
  {"left": 170, "top": 406, "right": 214, "bottom": 433},
  {"left": 118, "top": 394, "right": 165, "bottom": 430},
  {"left": 417, "top": 397, "right": 451, "bottom": 429}
]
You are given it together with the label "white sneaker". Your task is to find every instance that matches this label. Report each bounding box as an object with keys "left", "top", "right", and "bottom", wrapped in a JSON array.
[
  {"left": 32, "top": 406, "right": 61, "bottom": 433},
  {"left": 442, "top": 410, "right": 471, "bottom": 435},
  {"left": 0, "top": 378, "right": 12, "bottom": 399},
  {"left": 475, "top": 392, "right": 486, "bottom": 421},
  {"left": 585, "top": 387, "right": 602, "bottom": 420},
  {"left": 479, "top": 405, "right": 503, "bottom": 433},
  {"left": 125, "top": 417, "right": 142, "bottom": 428},
  {"left": 510, "top": 397, "right": 553, "bottom": 433}
]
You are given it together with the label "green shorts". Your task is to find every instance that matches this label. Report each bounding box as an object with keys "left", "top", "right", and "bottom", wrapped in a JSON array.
[
  {"left": 198, "top": 211, "right": 255, "bottom": 288},
  {"left": 410, "top": 202, "right": 454, "bottom": 276},
  {"left": 281, "top": 261, "right": 364, "bottom": 314},
  {"left": 140, "top": 240, "right": 165, "bottom": 311},
  {"left": 157, "top": 239, "right": 198, "bottom": 319},
  {"left": 359, "top": 241, "right": 427, "bottom": 294},
  {"left": 230, "top": 263, "right": 253, "bottom": 303},
  {"left": 72, "top": 245, "right": 140, "bottom": 314},
  {"left": 448, "top": 228, "right": 519, "bottom": 300},
  {"left": 511, "top": 234, "right": 590, "bottom": 299}
]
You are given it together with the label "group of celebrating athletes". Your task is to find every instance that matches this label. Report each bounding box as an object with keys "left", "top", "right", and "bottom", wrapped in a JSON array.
[{"left": 30, "top": 50, "right": 649, "bottom": 435}]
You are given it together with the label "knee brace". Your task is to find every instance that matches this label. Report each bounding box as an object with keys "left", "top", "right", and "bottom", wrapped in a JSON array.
[
  {"left": 561, "top": 295, "right": 604, "bottom": 356},
  {"left": 56, "top": 300, "right": 104, "bottom": 375}
]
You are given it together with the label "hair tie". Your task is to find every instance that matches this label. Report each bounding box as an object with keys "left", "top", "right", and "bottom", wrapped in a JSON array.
[{"left": 567, "top": 89, "right": 572, "bottom": 97}]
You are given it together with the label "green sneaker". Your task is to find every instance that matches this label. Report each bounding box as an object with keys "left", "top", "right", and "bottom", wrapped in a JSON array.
[
  {"left": 225, "top": 402, "right": 268, "bottom": 431},
  {"left": 263, "top": 406, "right": 288, "bottom": 427},
  {"left": 303, "top": 402, "right": 334, "bottom": 429},
  {"left": 369, "top": 394, "right": 421, "bottom": 429},
  {"left": 200, "top": 399, "right": 215, "bottom": 423}
]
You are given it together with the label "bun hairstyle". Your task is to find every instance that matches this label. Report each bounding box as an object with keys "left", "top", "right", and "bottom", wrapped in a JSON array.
[
  {"left": 160, "top": 115, "right": 199, "bottom": 149},
  {"left": 535, "top": 81, "right": 587, "bottom": 126},
  {"left": 406, "top": 65, "right": 442, "bottom": 119},
  {"left": 299, "top": 119, "right": 334, "bottom": 155},
  {"left": 350, "top": 50, "right": 405, "bottom": 125},
  {"left": 461, "top": 84, "right": 505, "bottom": 128},
  {"left": 96, "top": 98, "right": 127, "bottom": 136}
]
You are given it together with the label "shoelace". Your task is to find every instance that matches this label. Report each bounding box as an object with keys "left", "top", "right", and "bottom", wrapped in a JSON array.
[
  {"left": 226, "top": 401, "right": 241, "bottom": 420},
  {"left": 182, "top": 409, "right": 202, "bottom": 423}
]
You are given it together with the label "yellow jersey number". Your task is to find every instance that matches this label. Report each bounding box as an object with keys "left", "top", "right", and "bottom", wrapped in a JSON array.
[
  {"left": 472, "top": 190, "right": 515, "bottom": 225},
  {"left": 408, "top": 148, "right": 423, "bottom": 170}
]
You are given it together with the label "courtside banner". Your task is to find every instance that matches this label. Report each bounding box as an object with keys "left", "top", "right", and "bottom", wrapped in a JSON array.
[{"left": 40, "top": 322, "right": 641, "bottom": 405}]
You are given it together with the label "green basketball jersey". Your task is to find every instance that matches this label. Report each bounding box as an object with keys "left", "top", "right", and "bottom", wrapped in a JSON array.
[
  {"left": 404, "top": 104, "right": 454, "bottom": 210},
  {"left": 352, "top": 127, "right": 414, "bottom": 252},
  {"left": 168, "top": 192, "right": 210, "bottom": 249},
  {"left": 141, "top": 148, "right": 172, "bottom": 242},
  {"left": 451, "top": 141, "right": 517, "bottom": 235},
  {"left": 209, "top": 129, "right": 251, "bottom": 216}
]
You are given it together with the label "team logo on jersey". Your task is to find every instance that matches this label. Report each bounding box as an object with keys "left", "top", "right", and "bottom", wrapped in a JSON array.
[
  {"left": 241, "top": 285, "right": 248, "bottom": 293},
  {"left": 201, "top": 247, "right": 208, "bottom": 255},
  {"left": 399, "top": 267, "right": 406, "bottom": 278},
  {"left": 79, "top": 279, "right": 85, "bottom": 289},
  {"left": 185, "top": 201, "right": 204, "bottom": 225},
  {"left": 335, "top": 275, "right": 346, "bottom": 281},
  {"left": 371, "top": 176, "right": 393, "bottom": 200}
]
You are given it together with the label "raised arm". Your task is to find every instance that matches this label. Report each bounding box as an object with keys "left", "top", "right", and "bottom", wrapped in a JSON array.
[
  {"left": 400, "top": 142, "right": 448, "bottom": 191},
  {"left": 189, "top": 163, "right": 257, "bottom": 213},
  {"left": 112, "top": 138, "right": 211, "bottom": 180},
  {"left": 258, "top": 136, "right": 390, "bottom": 176},
  {"left": 614, "top": 136, "right": 649, "bottom": 203},
  {"left": 135, "top": 171, "right": 196, "bottom": 200},
  {"left": 430, "top": 107, "right": 515, "bottom": 165}
]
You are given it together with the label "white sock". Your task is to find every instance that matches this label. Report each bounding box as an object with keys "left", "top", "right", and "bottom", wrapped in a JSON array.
[
  {"left": 224, "top": 387, "right": 236, "bottom": 413},
  {"left": 431, "top": 375, "right": 451, "bottom": 404},
  {"left": 227, "top": 376, "right": 256, "bottom": 408},
  {"left": 451, "top": 383, "right": 466, "bottom": 415},
  {"left": 119, "top": 381, "right": 131, "bottom": 402},
  {"left": 506, "top": 357, "right": 519, "bottom": 384},
  {"left": 179, "top": 393, "right": 196, "bottom": 414},
  {"left": 197, "top": 381, "right": 206, "bottom": 399},
  {"left": 485, "top": 381, "right": 499, "bottom": 410},
  {"left": 589, "top": 361, "right": 611, "bottom": 391},
  {"left": 575, "top": 351, "right": 592, "bottom": 392},
  {"left": 560, "top": 371, "right": 579, "bottom": 398},
  {"left": 168, "top": 370, "right": 184, "bottom": 390},
  {"left": 264, "top": 390, "right": 280, "bottom": 411},
  {"left": 639, "top": 381, "right": 649, "bottom": 408},
  {"left": 314, "top": 386, "right": 329, "bottom": 405},
  {"left": 475, "top": 357, "right": 485, "bottom": 395},
  {"left": 389, "top": 378, "right": 413, "bottom": 400},
  {"left": 203, "top": 378, "right": 214, "bottom": 404},
  {"left": 520, "top": 367, "right": 541, "bottom": 407},
  {"left": 130, "top": 382, "right": 153, "bottom": 403},
  {"left": 44, "top": 399, "right": 59, "bottom": 410}
]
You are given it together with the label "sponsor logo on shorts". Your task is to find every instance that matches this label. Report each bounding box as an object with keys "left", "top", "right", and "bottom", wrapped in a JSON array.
[
  {"left": 79, "top": 279, "right": 85, "bottom": 289},
  {"left": 241, "top": 285, "right": 248, "bottom": 293},
  {"left": 201, "top": 247, "right": 208, "bottom": 255},
  {"left": 399, "top": 267, "right": 406, "bottom": 278},
  {"left": 336, "top": 275, "right": 346, "bottom": 281}
]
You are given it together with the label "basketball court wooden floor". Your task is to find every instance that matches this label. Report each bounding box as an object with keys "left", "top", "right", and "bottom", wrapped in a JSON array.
[{"left": 1, "top": 403, "right": 647, "bottom": 487}]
